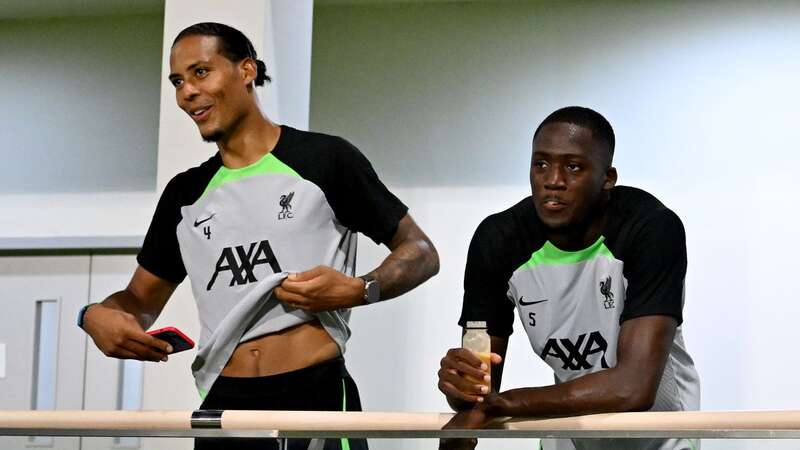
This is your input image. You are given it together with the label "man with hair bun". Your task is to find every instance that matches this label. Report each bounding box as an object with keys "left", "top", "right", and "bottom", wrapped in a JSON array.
[
  {"left": 438, "top": 106, "right": 701, "bottom": 450},
  {"left": 80, "top": 22, "right": 439, "bottom": 450}
]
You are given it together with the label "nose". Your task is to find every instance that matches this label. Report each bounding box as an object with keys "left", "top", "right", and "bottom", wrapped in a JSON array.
[
  {"left": 179, "top": 80, "right": 200, "bottom": 104},
  {"left": 543, "top": 165, "right": 566, "bottom": 190}
]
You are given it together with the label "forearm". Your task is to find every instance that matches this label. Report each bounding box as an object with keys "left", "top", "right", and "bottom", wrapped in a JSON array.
[
  {"left": 367, "top": 236, "right": 439, "bottom": 300},
  {"left": 484, "top": 367, "right": 654, "bottom": 418},
  {"left": 447, "top": 394, "right": 474, "bottom": 412},
  {"left": 96, "top": 289, "right": 161, "bottom": 330}
]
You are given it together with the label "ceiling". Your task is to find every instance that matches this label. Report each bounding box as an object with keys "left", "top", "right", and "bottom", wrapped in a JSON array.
[
  {"left": 0, "top": 0, "right": 164, "bottom": 20},
  {"left": 0, "top": 0, "right": 518, "bottom": 21},
  {"left": 316, "top": 0, "right": 517, "bottom": 4}
]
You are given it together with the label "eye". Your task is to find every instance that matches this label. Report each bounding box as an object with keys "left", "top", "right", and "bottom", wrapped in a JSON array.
[
  {"left": 533, "top": 160, "right": 549, "bottom": 169},
  {"left": 196, "top": 68, "right": 209, "bottom": 77},
  {"left": 566, "top": 163, "right": 582, "bottom": 172},
  {"left": 170, "top": 78, "right": 183, "bottom": 87}
]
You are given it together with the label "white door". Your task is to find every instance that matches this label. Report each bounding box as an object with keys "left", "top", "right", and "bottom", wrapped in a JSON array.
[
  {"left": 0, "top": 255, "right": 90, "bottom": 450},
  {"left": 83, "top": 254, "right": 198, "bottom": 450},
  {"left": 82, "top": 254, "right": 145, "bottom": 450}
]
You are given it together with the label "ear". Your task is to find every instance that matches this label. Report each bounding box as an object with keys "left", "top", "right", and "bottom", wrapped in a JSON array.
[
  {"left": 603, "top": 167, "right": 618, "bottom": 191},
  {"left": 239, "top": 57, "right": 257, "bottom": 86}
]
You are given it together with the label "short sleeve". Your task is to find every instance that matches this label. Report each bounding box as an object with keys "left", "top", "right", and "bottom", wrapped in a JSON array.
[
  {"left": 136, "top": 178, "right": 187, "bottom": 284},
  {"left": 458, "top": 218, "right": 516, "bottom": 338},
  {"left": 326, "top": 139, "right": 408, "bottom": 245},
  {"left": 620, "top": 209, "right": 687, "bottom": 325}
]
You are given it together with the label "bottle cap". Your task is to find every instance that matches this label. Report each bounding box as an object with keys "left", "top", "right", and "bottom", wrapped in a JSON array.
[{"left": 466, "top": 321, "right": 487, "bottom": 329}]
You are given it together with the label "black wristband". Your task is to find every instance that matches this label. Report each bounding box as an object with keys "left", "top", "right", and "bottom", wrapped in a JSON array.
[
  {"left": 76, "top": 303, "right": 98, "bottom": 329},
  {"left": 359, "top": 274, "right": 380, "bottom": 304}
]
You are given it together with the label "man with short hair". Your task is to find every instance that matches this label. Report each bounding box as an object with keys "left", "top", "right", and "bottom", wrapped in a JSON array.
[
  {"left": 438, "top": 106, "right": 700, "bottom": 450},
  {"left": 79, "top": 22, "right": 439, "bottom": 450}
]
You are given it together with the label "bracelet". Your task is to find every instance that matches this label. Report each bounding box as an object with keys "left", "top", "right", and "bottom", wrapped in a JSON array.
[{"left": 76, "top": 303, "right": 98, "bottom": 329}]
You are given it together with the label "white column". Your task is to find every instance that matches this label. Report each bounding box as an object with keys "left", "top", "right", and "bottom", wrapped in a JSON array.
[
  {"left": 145, "top": 3, "right": 315, "bottom": 442},
  {"left": 269, "top": 0, "right": 314, "bottom": 131},
  {"left": 156, "top": 0, "right": 314, "bottom": 191}
]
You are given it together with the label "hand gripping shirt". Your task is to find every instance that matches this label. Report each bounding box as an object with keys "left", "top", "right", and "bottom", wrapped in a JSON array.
[
  {"left": 137, "top": 126, "right": 408, "bottom": 397},
  {"left": 459, "top": 186, "right": 701, "bottom": 450}
]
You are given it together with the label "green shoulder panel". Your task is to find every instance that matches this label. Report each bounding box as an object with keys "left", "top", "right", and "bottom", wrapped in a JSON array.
[
  {"left": 518, "top": 236, "right": 614, "bottom": 271},
  {"left": 201, "top": 153, "right": 301, "bottom": 199}
]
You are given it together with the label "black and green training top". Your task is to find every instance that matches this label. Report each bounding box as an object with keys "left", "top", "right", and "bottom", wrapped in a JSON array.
[
  {"left": 460, "top": 186, "right": 701, "bottom": 450},
  {"left": 137, "top": 125, "right": 407, "bottom": 396}
]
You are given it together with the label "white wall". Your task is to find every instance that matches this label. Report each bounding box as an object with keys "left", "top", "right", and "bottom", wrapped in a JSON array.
[
  {"left": 311, "top": 2, "right": 800, "bottom": 449},
  {"left": 0, "top": 15, "right": 163, "bottom": 194},
  {"left": 0, "top": 14, "right": 163, "bottom": 239},
  {"left": 312, "top": 1, "right": 800, "bottom": 190}
]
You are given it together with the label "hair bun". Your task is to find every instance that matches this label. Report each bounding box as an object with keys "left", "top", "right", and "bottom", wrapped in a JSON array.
[{"left": 255, "top": 59, "right": 271, "bottom": 86}]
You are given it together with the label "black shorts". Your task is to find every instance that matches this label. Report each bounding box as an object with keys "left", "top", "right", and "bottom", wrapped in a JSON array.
[{"left": 195, "top": 356, "right": 368, "bottom": 450}]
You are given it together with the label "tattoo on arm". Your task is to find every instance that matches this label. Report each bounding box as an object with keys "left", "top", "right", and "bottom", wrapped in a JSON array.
[{"left": 366, "top": 215, "right": 439, "bottom": 300}]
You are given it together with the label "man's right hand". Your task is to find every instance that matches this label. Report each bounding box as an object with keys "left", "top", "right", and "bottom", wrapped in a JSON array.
[
  {"left": 83, "top": 304, "right": 172, "bottom": 362},
  {"left": 438, "top": 348, "right": 502, "bottom": 405}
]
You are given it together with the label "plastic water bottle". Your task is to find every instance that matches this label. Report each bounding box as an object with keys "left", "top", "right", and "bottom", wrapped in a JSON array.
[{"left": 462, "top": 321, "right": 491, "bottom": 388}]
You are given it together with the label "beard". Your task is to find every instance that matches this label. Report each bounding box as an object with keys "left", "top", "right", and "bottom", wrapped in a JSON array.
[
  {"left": 201, "top": 112, "right": 245, "bottom": 143},
  {"left": 201, "top": 129, "right": 225, "bottom": 143}
]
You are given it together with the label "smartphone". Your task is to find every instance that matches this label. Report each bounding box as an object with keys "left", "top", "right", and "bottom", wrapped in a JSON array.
[{"left": 147, "top": 327, "right": 195, "bottom": 354}]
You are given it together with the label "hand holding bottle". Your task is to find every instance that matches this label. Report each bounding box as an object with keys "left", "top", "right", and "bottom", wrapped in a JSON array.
[{"left": 438, "top": 321, "right": 503, "bottom": 404}]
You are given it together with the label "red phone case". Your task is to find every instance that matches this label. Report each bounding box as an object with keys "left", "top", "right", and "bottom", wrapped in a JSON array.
[{"left": 147, "top": 326, "right": 195, "bottom": 353}]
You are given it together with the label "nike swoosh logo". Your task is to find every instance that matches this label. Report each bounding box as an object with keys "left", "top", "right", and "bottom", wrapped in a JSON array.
[
  {"left": 193, "top": 214, "right": 215, "bottom": 227},
  {"left": 519, "top": 297, "right": 548, "bottom": 306}
]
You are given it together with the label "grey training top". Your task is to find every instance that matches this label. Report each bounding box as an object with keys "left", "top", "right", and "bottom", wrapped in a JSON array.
[
  {"left": 460, "top": 187, "right": 701, "bottom": 450},
  {"left": 137, "top": 126, "right": 408, "bottom": 397}
]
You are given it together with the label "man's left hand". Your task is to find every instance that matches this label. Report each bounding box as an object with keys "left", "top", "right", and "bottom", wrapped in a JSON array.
[
  {"left": 275, "top": 266, "right": 365, "bottom": 312},
  {"left": 438, "top": 406, "right": 492, "bottom": 450}
]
